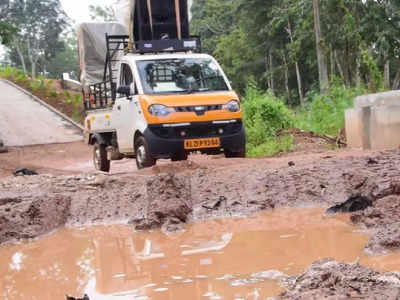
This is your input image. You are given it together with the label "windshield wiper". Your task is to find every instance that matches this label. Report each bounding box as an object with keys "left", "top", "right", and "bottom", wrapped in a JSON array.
[{"left": 184, "top": 87, "right": 211, "bottom": 94}]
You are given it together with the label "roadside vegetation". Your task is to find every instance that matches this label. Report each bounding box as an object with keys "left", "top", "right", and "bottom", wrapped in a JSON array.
[{"left": 0, "top": 67, "right": 84, "bottom": 123}]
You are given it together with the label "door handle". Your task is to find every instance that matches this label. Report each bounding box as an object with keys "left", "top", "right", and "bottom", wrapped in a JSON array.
[{"left": 117, "top": 105, "right": 121, "bottom": 110}]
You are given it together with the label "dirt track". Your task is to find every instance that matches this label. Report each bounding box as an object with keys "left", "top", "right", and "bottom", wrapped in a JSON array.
[{"left": 1, "top": 142, "right": 400, "bottom": 298}]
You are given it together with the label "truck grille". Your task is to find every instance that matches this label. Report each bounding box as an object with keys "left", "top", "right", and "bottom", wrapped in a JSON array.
[
  {"left": 149, "top": 120, "right": 243, "bottom": 139},
  {"left": 174, "top": 104, "right": 222, "bottom": 113}
]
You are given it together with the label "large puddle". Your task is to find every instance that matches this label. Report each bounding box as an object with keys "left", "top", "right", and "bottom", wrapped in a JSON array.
[{"left": 1, "top": 207, "right": 399, "bottom": 300}]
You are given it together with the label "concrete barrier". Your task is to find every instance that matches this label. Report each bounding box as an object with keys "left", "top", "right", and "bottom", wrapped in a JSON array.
[
  {"left": 346, "top": 91, "right": 400, "bottom": 150},
  {"left": 62, "top": 73, "right": 82, "bottom": 92}
]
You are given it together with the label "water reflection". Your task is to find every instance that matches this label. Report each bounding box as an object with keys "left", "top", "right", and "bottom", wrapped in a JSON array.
[{"left": 1, "top": 207, "right": 396, "bottom": 300}]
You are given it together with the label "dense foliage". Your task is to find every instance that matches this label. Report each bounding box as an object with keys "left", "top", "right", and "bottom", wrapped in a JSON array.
[{"left": 191, "top": 0, "right": 400, "bottom": 103}]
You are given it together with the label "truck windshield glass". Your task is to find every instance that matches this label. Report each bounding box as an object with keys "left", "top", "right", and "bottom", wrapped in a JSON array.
[{"left": 136, "top": 58, "right": 229, "bottom": 94}]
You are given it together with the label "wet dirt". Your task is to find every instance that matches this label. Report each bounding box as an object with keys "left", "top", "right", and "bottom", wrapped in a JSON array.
[
  {"left": 4, "top": 207, "right": 400, "bottom": 300},
  {"left": 1, "top": 148, "right": 399, "bottom": 249}
]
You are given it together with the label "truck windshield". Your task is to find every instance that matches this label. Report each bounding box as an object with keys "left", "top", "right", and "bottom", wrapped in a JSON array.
[{"left": 136, "top": 58, "right": 229, "bottom": 95}]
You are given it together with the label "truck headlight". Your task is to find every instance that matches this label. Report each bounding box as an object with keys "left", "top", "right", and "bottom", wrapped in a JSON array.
[
  {"left": 148, "top": 104, "right": 175, "bottom": 116},
  {"left": 223, "top": 100, "right": 240, "bottom": 112}
]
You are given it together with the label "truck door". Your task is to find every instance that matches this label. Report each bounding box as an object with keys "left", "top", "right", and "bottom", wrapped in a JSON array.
[{"left": 113, "top": 63, "right": 140, "bottom": 153}]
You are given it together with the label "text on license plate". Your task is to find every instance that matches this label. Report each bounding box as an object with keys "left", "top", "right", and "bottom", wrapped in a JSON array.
[{"left": 184, "top": 138, "right": 221, "bottom": 150}]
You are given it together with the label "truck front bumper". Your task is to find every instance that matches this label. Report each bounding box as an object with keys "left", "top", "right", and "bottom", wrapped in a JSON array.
[{"left": 143, "top": 120, "right": 246, "bottom": 159}]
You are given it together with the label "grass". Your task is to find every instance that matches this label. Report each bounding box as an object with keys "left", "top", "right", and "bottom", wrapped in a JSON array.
[
  {"left": 242, "top": 81, "right": 366, "bottom": 157},
  {"left": 295, "top": 84, "right": 365, "bottom": 136}
]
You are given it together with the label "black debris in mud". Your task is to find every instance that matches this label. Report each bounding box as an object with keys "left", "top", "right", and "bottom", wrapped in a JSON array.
[
  {"left": 326, "top": 195, "right": 372, "bottom": 214},
  {"left": 14, "top": 168, "right": 38, "bottom": 176},
  {"left": 0, "top": 138, "right": 7, "bottom": 153},
  {"left": 66, "top": 295, "right": 89, "bottom": 300},
  {"left": 279, "top": 259, "right": 400, "bottom": 299}
]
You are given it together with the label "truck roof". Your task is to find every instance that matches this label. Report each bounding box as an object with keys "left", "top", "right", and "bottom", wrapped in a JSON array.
[{"left": 123, "top": 52, "right": 213, "bottom": 61}]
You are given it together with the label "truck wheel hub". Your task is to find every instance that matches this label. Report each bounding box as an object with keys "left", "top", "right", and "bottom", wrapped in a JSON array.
[{"left": 137, "top": 145, "right": 146, "bottom": 164}]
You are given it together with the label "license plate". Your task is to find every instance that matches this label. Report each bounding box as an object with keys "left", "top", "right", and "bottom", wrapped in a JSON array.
[{"left": 184, "top": 138, "right": 221, "bottom": 150}]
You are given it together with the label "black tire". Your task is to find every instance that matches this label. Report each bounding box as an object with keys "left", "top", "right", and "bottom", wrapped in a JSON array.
[
  {"left": 224, "top": 148, "right": 246, "bottom": 158},
  {"left": 135, "top": 136, "right": 156, "bottom": 169},
  {"left": 93, "top": 143, "right": 110, "bottom": 172},
  {"left": 171, "top": 152, "right": 188, "bottom": 162}
]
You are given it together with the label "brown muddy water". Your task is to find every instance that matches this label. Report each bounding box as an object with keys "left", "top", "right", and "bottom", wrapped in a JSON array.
[{"left": 1, "top": 207, "right": 399, "bottom": 300}]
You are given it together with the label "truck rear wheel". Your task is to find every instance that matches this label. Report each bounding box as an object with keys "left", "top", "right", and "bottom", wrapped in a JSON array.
[
  {"left": 135, "top": 136, "right": 156, "bottom": 169},
  {"left": 93, "top": 143, "right": 110, "bottom": 172}
]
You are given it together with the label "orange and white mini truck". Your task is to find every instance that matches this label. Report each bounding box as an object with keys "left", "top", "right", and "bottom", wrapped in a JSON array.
[{"left": 79, "top": 0, "right": 246, "bottom": 171}]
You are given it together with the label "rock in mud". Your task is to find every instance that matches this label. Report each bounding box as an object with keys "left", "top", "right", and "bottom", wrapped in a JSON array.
[
  {"left": 137, "top": 173, "right": 192, "bottom": 230},
  {"left": 279, "top": 259, "right": 400, "bottom": 299},
  {"left": 0, "top": 195, "right": 71, "bottom": 244}
]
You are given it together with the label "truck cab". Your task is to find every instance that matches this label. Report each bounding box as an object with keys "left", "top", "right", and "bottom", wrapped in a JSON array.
[
  {"left": 78, "top": 0, "right": 245, "bottom": 171},
  {"left": 85, "top": 51, "right": 246, "bottom": 171}
]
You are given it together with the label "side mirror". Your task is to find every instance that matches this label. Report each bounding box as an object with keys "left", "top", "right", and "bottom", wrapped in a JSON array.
[{"left": 117, "top": 85, "right": 131, "bottom": 98}]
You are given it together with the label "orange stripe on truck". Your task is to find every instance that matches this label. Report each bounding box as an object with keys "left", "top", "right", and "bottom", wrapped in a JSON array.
[{"left": 139, "top": 91, "right": 242, "bottom": 124}]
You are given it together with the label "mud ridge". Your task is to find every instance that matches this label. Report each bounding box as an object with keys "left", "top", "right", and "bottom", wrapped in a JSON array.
[
  {"left": 279, "top": 259, "right": 400, "bottom": 299},
  {"left": 0, "top": 149, "right": 399, "bottom": 250}
]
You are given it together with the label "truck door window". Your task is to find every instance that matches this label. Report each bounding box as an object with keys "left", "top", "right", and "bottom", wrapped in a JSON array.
[{"left": 120, "top": 63, "right": 133, "bottom": 86}]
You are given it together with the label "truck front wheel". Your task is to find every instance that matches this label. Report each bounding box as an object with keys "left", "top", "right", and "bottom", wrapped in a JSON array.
[
  {"left": 135, "top": 136, "right": 156, "bottom": 169},
  {"left": 224, "top": 148, "right": 246, "bottom": 158},
  {"left": 93, "top": 143, "right": 110, "bottom": 172}
]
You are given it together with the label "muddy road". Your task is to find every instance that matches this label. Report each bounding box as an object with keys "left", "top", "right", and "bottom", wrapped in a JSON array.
[{"left": 1, "top": 141, "right": 400, "bottom": 299}]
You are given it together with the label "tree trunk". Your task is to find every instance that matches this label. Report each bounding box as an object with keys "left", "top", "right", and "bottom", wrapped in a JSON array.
[
  {"left": 330, "top": 46, "right": 335, "bottom": 78},
  {"left": 313, "top": 0, "right": 329, "bottom": 93},
  {"left": 13, "top": 40, "right": 27, "bottom": 74},
  {"left": 269, "top": 52, "right": 275, "bottom": 95},
  {"left": 392, "top": 68, "right": 400, "bottom": 90},
  {"left": 282, "top": 51, "right": 291, "bottom": 105},
  {"left": 31, "top": 61, "right": 36, "bottom": 79},
  {"left": 287, "top": 18, "right": 304, "bottom": 106},
  {"left": 265, "top": 54, "right": 272, "bottom": 90},
  {"left": 334, "top": 50, "right": 345, "bottom": 83},
  {"left": 384, "top": 58, "right": 390, "bottom": 90},
  {"left": 356, "top": 55, "right": 361, "bottom": 88}
]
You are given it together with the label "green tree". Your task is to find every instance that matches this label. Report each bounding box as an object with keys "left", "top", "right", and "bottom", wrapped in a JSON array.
[
  {"left": 89, "top": 4, "right": 117, "bottom": 22},
  {"left": 46, "top": 34, "right": 79, "bottom": 79},
  {"left": 4, "top": 0, "right": 67, "bottom": 77},
  {"left": 0, "top": 1, "right": 17, "bottom": 46}
]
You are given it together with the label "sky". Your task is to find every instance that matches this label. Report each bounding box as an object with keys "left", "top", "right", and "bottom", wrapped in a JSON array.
[
  {"left": 61, "top": 0, "right": 116, "bottom": 24},
  {"left": 61, "top": 0, "right": 193, "bottom": 24}
]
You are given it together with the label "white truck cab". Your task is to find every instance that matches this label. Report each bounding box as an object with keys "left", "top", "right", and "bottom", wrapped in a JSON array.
[
  {"left": 78, "top": 0, "right": 245, "bottom": 171},
  {"left": 84, "top": 51, "right": 246, "bottom": 171}
]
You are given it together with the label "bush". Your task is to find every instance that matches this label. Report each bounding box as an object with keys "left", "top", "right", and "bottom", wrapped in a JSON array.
[
  {"left": 295, "top": 83, "right": 365, "bottom": 136},
  {"left": 242, "top": 85, "right": 295, "bottom": 157},
  {"left": 0, "top": 66, "right": 26, "bottom": 80}
]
